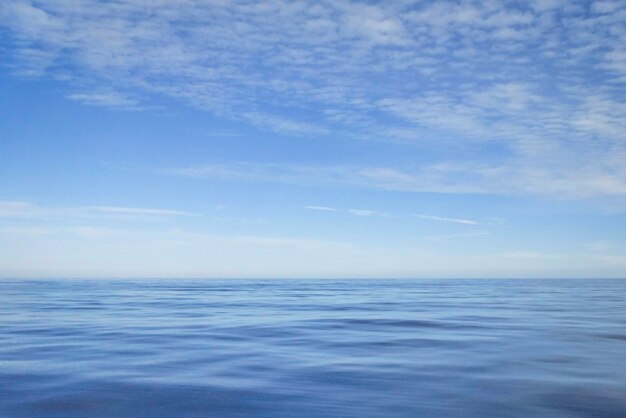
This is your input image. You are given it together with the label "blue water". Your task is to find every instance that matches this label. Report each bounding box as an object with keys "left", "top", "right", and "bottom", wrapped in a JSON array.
[{"left": 1, "top": 279, "right": 625, "bottom": 417}]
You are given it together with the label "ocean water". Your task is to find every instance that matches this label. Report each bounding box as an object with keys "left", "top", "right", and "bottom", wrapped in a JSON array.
[{"left": 1, "top": 279, "right": 625, "bottom": 417}]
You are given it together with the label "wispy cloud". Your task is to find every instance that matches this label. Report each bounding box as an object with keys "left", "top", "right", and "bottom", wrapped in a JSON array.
[
  {"left": 348, "top": 209, "right": 388, "bottom": 217},
  {"left": 66, "top": 91, "right": 140, "bottom": 109},
  {"left": 1, "top": 1, "right": 625, "bottom": 198},
  {"left": 87, "top": 206, "right": 194, "bottom": 217},
  {"left": 306, "top": 205, "right": 484, "bottom": 223},
  {"left": 0, "top": 200, "right": 194, "bottom": 220},
  {"left": 304, "top": 206, "right": 338, "bottom": 212},
  {"left": 165, "top": 161, "right": 626, "bottom": 199},
  {"left": 417, "top": 214, "right": 478, "bottom": 225},
  {"left": 305, "top": 205, "right": 388, "bottom": 218}
]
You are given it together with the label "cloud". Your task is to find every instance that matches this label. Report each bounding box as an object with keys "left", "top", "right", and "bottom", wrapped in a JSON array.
[
  {"left": 87, "top": 206, "right": 194, "bottom": 216},
  {"left": 417, "top": 214, "right": 478, "bottom": 225},
  {"left": 0, "top": 200, "right": 194, "bottom": 220},
  {"left": 165, "top": 160, "right": 626, "bottom": 199},
  {"left": 66, "top": 91, "right": 139, "bottom": 108},
  {"left": 1, "top": 0, "right": 625, "bottom": 198},
  {"left": 304, "top": 206, "right": 338, "bottom": 212},
  {"left": 591, "top": 1, "right": 623, "bottom": 14},
  {"left": 307, "top": 205, "right": 477, "bottom": 222},
  {"left": 348, "top": 209, "right": 388, "bottom": 217},
  {"left": 305, "top": 205, "right": 388, "bottom": 217},
  {"left": 241, "top": 112, "right": 326, "bottom": 135},
  {"left": 0, "top": 201, "right": 36, "bottom": 217}
]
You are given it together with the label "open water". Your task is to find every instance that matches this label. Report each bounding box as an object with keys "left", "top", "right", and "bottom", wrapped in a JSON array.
[{"left": 1, "top": 279, "right": 625, "bottom": 417}]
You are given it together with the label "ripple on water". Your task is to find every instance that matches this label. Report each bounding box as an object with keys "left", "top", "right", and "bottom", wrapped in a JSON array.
[{"left": 1, "top": 279, "right": 626, "bottom": 418}]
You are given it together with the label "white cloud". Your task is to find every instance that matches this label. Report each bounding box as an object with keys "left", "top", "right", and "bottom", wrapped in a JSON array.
[
  {"left": 66, "top": 91, "right": 139, "bottom": 108},
  {"left": 0, "top": 0, "right": 624, "bottom": 199},
  {"left": 417, "top": 214, "right": 478, "bottom": 225},
  {"left": 305, "top": 205, "right": 389, "bottom": 218},
  {"left": 0, "top": 200, "right": 194, "bottom": 220},
  {"left": 591, "top": 1, "right": 623, "bottom": 14},
  {"left": 348, "top": 209, "right": 388, "bottom": 217},
  {"left": 87, "top": 206, "right": 194, "bottom": 216},
  {"left": 166, "top": 160, "right": 626, "bottom": 199},
  {"left": 304, "top": 206, "right": 338, "bottom": 212}
]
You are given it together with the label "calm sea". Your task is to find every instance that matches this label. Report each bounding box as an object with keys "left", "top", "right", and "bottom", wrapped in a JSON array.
[{"left": 1, "top": 279, "right": 625, "bottom": 417}]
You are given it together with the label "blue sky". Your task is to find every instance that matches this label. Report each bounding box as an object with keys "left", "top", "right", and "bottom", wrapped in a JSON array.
[{"left": 1, "top": 0, "right": 625, "bottom": 278}]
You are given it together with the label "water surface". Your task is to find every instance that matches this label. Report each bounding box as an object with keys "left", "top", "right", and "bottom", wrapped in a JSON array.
[{"left": 1, "top": 279, "right": 625, "bottom": 417}]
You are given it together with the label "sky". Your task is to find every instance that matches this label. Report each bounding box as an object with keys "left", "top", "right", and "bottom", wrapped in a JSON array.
[{"left": 0, "top": 0, "right": 625, "bottom": 278}]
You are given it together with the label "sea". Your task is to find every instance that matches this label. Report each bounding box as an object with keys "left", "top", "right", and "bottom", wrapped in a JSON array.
[{"left": 1, "top": 279, "right": 625, "bottom": 417}]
